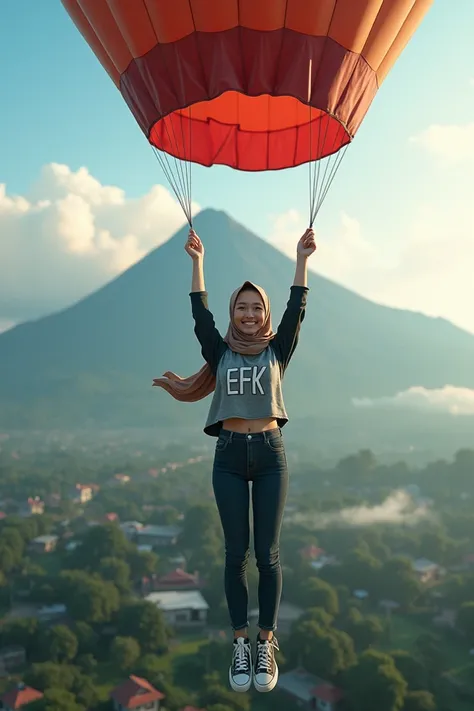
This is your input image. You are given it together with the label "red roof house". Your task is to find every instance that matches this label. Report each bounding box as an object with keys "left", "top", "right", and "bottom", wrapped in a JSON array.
[
  {"left": 155, "top": 568, "right": 200, "bottom": 590},
  {"left": 1, "top": 683, "right": 43, "bottom": 710},
  {"left": 312, "top": 683, "right": 344, "bottom": 709},
  {"left": 110, "top": 676, "right": 165, "bottom": 711}
]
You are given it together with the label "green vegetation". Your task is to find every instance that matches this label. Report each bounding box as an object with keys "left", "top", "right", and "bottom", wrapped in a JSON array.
[{"left": 2, "top": 441, "right": 474, "bottom": 710}]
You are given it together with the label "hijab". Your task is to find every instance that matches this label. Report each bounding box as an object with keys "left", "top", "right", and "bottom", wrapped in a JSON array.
[{"left": 152, "top": 281, "right": 274, "bottom": 401}]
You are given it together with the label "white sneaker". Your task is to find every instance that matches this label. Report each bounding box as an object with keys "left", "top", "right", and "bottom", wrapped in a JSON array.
[
  {"left": 229, "top": 637, "right": 252, "bottom": 693},
  {"left": 253, "top": 635, "right": 279, "bottom": 692}
]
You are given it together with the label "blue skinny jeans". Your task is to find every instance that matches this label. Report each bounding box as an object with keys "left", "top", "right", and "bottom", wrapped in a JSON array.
[{"left": 212, "top": 428, "right": 289, "bottom": 632}]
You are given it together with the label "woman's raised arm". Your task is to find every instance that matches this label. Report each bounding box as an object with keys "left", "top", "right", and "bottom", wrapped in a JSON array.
[
  {"left": 185, "top": 229, "right": 225, "bottom": 373},
  {"left": 185, "top": 229, "right": 206, "bottom": 292}
]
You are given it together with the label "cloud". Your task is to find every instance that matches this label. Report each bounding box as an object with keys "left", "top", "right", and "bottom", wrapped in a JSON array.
[
  {"left": 0, "top": 164, "right": 200, "bottom": 325},
  {"left": 410, "top": 122, "right": 474, "bottom": 162},
  {"left": 267, "top": 196, "right": 474, "bottom": 334},
  {"left": 268, "top": 208, "right": 391, "bottom": 280},
  {"left": 353, "top": 385, "right": 474, "bottom": 416},
  {"left": 291, "top": 491, "right": 432, "bottom": 529}
]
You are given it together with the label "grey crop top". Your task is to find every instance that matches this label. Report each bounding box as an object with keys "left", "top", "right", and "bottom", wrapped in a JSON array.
[{"left": 190, "top": 285, "right": 309, "bottom": 436}]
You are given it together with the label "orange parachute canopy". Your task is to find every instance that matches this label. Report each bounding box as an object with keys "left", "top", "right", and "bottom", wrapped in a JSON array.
[{"left": 61, "top": 0, "right": 432, "bottom": 222}]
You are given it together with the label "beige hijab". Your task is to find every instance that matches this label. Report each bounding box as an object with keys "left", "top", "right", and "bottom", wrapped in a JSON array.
[{"left": 152, "top": 281, "right": 274, "bottom": 401}]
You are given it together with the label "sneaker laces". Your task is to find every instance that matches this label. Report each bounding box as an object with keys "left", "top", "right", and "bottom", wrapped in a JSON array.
[
  {"left": 233, "top": 640, "right": 250, "bottom": 673},
  {"left": 256, "top": 639, "right": 274, "bottom": 673}
]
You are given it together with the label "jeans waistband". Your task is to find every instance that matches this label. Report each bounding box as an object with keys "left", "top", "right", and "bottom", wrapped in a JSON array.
[{"left": 219, "top": 428, "right": 282, "bottom": 443}]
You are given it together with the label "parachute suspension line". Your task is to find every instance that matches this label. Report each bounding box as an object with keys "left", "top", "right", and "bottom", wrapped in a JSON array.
[
  {"left": 142, "top": 0, "right": 193, "bottom": 228},
  {"left": 151, "top": 106, "right": 193, "bottom": 227},
  {"left": 307, "top": 59, "right": 349, "bottom": 227}
]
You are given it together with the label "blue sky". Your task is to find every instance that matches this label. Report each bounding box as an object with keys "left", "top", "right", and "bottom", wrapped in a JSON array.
[{"left": 1, "top": 0, "right": 474, "bottom": 335}]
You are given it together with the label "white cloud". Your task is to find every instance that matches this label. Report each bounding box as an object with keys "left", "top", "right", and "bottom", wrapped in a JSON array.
[
  {"left": 291, "top": 490, "right": 432, "bottom": 529},
  {"left": 353, "top": 385, "right": 474, "bottom": 416},
  {"left": 268, "top": 208, "right": 391, "bottom": 280},
  {"left": 410, "top": 122, "right": 474, "bottom": 162},
  {"left": 0, "top": 164, "right": 199, "bottom": 324},
  {"left": 267, "top": 195, "right": 474, "bottom": 334}
]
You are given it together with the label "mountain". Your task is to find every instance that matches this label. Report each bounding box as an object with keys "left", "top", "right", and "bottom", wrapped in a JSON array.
[{"left": 1, "top": 208, "right": 473, "bottom": 432}]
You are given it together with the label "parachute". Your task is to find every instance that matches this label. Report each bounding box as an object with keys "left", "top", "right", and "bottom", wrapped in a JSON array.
[{"left": 61, "top": 0, "right": 432, "bottom": 225}]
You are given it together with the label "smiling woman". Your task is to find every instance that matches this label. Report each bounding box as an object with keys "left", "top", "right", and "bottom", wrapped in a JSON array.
[
  {"left": 233, "top": 287, "right": 266, "bottom": 336},
  {"left": 60, "top": 0, "right": 433, "bottom": 226},
  {"left": 152, "top": 223, "right": 315, "bottom": 693}
]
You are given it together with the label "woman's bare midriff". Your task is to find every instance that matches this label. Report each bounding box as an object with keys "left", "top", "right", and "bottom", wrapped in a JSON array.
[{"left": 222, "top": 417, "right": 279, "bottom": 434}]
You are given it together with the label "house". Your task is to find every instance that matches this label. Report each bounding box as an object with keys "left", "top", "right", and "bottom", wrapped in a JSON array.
[
  {"left": 120, "top": 521, "right": 144, "bottom": 540},
  {"left": 154, "top": 569, "right": 200, "bottom": 591},
  {"left": 18, "top": 497, "right": 44, "bottom": 517},
  {"left": 37, "top": 604, "right": 67, "bottom": 621},
  {"left": 249, "top": 600, "right": 304, "bottom": 636},
  {"left": 29, "top": 535, "right": 58, "bottom": 554},
  {"left": 0, "top": 683, "right": 43, "bottom": 710},
  {"left": 411, "top": 558, "right": 441, "bottom": 583},
  {"left": 136, "top": 525, "right": 181, "bottom": 548},
  {"left": 110, "top": 675, "right": 165, "bottom": 711},
  {"left": 310, "top": 554, "right": 338, "bottom": 572},
  {"left": 278, "top": 668, "right": 343, "bottom": 711},
  {"left": 145, "top": 590, "right": 209, "bottom": 628},
  {"left": 69, "top": 484, "right": 97, "bottom": 504},
  {"left": 0, "top": 646, "right": 26, "bottom": 673},
  {"left": 107, "top": 474, "right": 131, "bottom": 487},
  {"left": 300, "top": 545, "right": 325, "bottom": 561}
]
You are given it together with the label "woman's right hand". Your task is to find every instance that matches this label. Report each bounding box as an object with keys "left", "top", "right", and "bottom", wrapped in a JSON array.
[{"left": 185, "top": 229, "right": 205, "bottom": 260}]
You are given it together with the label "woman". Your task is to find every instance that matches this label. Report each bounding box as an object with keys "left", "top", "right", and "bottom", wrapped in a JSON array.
[{"left": 153, "top": 226, "right": 316, "bottom": 693}]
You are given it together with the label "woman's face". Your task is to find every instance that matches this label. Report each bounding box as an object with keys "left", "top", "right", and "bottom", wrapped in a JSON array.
[{"left": 233, "top": 289, "right": 265, "bottom": 336}]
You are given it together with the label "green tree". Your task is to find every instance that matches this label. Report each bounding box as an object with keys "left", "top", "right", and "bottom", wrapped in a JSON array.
[
  {"left": 60, "top": 571, "right": 120, "bottom": 623},
  {"left": 73, "top": 622, "right": 98, "bottom": 655},
  {"left": 390, "top": 651, "right": 428, "bottom": 691},
  {"left": 0, "top": 617, "right": 39, "bottom": 655},
  {"left": 0, "top": 545, "right": 15, "bottom": 573},
  {"left": 25, "top": 662, "right": 78, "bottom": 692},
  {"left": 69, "top": 524, "right": 131, "bottom": 571},
  {"left": 45, "top": 626, "right": 78, "bottom": 663},
  {"left": 379, "top": 558, "right": 421, "bottom": 607},
  {"left": 74, "top": 677, "right": 100, "bottom": 709},
  {"left": 403, "top": 690, "right": 437, "bottom": 711},
  {"left": 199, "top": 671, "right": 250, "bottom": 711},
  {"left": 117, "top": 601, "right": 168, "bottom": 653},
  {"left": 110, "top": 637, "right": 141, "bottom": 671},
  {"left": 352, "top": 615, "right": 385, "bottom": 651},
  {"left": 99, "top": 557, "right": 131, "bottom": 593},
  {"left": 343, "top": 650, "right": 407, "bottom": 711},
  {"left": 180, "top": 504, "right": 221, "bottom": 552},
  {"left": 301, "top": 577, "right": 339, "bottom": 615},
  {"left": 340, "top": 548, "right": 382, "bottom": 594},
  {"left": 128, "top": 549, "right": 159, "bottom": 580},
  {"left": 297, "top": 606, "right": 334, "bottom": 630},
  {"left": 289, "top": 621, "right": 355, "bottom": 678},
  {"left": 41, "top": 688, "right": 84, "bottom": 711},
  {"left": 0, "top": 526, "right": 25, "bottom": 564},
  {"left": 414, "top": 633, "right": 444, "bottom": 679},
  {"left": 457, "top": 601, "right": 474, "bottom": 644},
  {"left": 76, "top": 653, "right": 97, "bottom": 675}
]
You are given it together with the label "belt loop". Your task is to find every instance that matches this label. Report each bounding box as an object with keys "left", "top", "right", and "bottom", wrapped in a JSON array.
[
  {"left": 263, "top": 430, "right": 269, "bottom": 443},
  {"left": 229, "top": 431, "right": 234, "bottom": 443}
]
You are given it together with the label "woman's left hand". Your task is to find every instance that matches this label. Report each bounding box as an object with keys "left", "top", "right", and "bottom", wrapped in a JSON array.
[{"left": 297, "top": 228, "right": 317, "bottom": 257}]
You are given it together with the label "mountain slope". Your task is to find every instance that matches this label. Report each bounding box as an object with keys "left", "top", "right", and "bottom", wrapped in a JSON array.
[{"left": 1, "top": 208, "right": 473, "bottom": 429}]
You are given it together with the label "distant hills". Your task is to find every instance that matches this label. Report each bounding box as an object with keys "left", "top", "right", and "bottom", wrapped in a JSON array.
[{"left": 1, "top": 209, "right": 473, "bottom": 443}]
